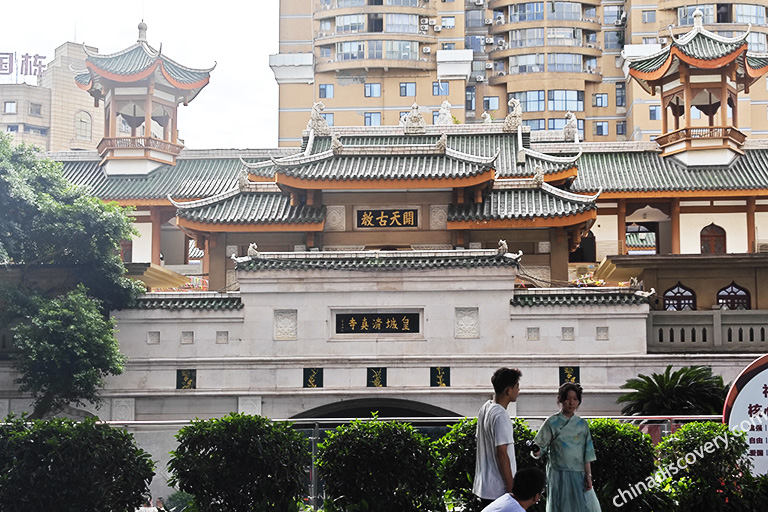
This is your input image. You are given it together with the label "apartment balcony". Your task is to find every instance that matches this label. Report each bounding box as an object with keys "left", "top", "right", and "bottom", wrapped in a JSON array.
[
  {"left": 648, "top": 310, "right": 768, "bottom": 353},
  {"left": 314, "top": 2, "right": 437, "bottom": 19},
  {"left": 315, "top": 56, "right": 437, "bottom": 73},
  {"left": 490, "top": 17, "right": 601, "bottom": 35}
]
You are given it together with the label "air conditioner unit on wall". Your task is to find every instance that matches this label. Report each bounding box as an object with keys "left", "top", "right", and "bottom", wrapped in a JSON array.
[
  {"left": 485, "top": 18, "right": 493, "bottom": 24},
  {"left": 423, "top": 47, "right": 432, "bottom": 53},
  {"left": 433, "top": 25, "right": 442, "bottom": 31},
  {"left": 421, "top": 24, "right": 429, "bottom": 30},
  {"left": 485, "top": 62, "right": 493, "bottom": 69},
  {"left": 475, "top": 75, "right": 485, "bottom": 81},
  {"left": 429, "top": 19, "right": 437, "bottom": 25},
  {"left": 485, "top": 37, "right": 494, "bottom": 44},
  {"left": 421, "top": 18, "right": 429, "bottom": 24},
  {"left": 475, "top": 0, "right": 484, "bottom": 5}
]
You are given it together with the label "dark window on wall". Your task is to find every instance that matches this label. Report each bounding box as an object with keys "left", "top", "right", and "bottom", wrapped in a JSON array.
[
  {"left": 700, "top": 223, "right": 726, "bottom": 254},
  {"left": 364, "top": 112, "right": 381, "bottom": 126},
  {"left": 483, "top": 96, "right": 500, "bottom": 111},
  {"left": 365, "top": 83, "right": 381, "bottom": 97},
  {"left": 718, "top": 282, "right": 751, "bottom": 310},
  {"left": 592, "top": 93, "right": 608, "bottom": 107},
  {"left": 663, "top": 282, "right": 696, "bottom": 311},
  {"left": 548, "top": 90, "right": 584, "bottom": 111},
  {"left": 319, "top": 84, "right": 334, "bottom": 98},
  {"left": 616, "top": 121, "right": 626, "bottom": 135},
  {"left": 466, "top": 86, "right": 476, "bottom": 111},
  {"left": 321, "top": 113, "right": 334, "bottom": 126},
  {"left": 400, "top": 82, "right": 416, "bottom": 96},
  {"left": 593, "top": 121, "right": 609, "bottom": 136},
  {"left": 615, "top": 83, "right": 626, "bottom": 107},
  {"left": 433, "top": 81, "right": 449, "bottom": 96},
  {"left": 649, "top": 105, "right": 661, "bottom": 120},
  {"left": 29, "top": 103, "right": 42, "bottom": 117}
]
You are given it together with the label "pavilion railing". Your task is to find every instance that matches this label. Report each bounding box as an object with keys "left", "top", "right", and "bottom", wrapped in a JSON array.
[
  {"left": 97, "top": 136, "right": 183, "bottom": 157},
  {"left": 656, "top": 126, "right": 747, "bottom": 148}
]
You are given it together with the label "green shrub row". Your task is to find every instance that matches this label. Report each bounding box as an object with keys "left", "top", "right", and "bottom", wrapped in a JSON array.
[{"left": 4, "top": 413, "right": 768, "bottom": 511}]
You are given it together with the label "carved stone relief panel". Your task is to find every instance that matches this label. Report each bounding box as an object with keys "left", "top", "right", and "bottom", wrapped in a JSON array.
[
  {"left": 111, "top": 398, "right": 135, "bottom": 421},
  {"left": 274, "top": 309, "right": 298, "bottom": 341},
  {"left": 430, "top": 205, "right": 449, "bottom": 230},
  {"left": 455, "top": 307, "right": 480, "bottom": 338},
  {"left": 324, "top": 206, "right": 346, "bottom": 232}
]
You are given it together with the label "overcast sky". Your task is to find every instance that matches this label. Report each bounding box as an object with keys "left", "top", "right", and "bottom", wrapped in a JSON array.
[{"left": 2, "top": 1, "right": 280, "bottom": 149}]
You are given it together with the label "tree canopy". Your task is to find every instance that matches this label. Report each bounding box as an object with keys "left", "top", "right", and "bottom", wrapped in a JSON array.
[
  {"left": 617, "top": 365, "right": 727, "bottom": 416},
  {"left": 0, "top": 135, "right": 144, "bottom": 418},
  {"left": 0, "top": 415, "right": 155, "bottom": 508}
]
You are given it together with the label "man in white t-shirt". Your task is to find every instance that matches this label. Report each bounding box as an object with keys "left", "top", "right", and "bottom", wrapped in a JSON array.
[
  {"left": 473, "top": 367, "right": 523, "bottom": 507},
  {"left": 482, "top": 467, "right": 546, "bottom": 512}
]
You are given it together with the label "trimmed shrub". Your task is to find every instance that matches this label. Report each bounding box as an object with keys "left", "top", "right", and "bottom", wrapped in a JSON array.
[
  {"left": 0, "top": 415, "right": 154, "bottom": 509},
  {"left": 317, "top": 416, "right": 441, "bottom": 512},
  {"left": 655, "top": 421, "right": 750, "bottom": 511},
  {"left": 589, "top": 418, "right": 665, "bottom": 511},
  {"left": 433, "top": 417, "right": 546, "bottom": 512},
  {"left": 168, "top": 413, "right": 309, "bottom": 511}
]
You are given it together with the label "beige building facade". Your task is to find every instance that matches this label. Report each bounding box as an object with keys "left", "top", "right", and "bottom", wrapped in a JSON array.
[
  {"left": 0, "top": 42, "right": 103, "bottom": 152},
  {"left": 271, "top": 0, "right": 768, "bottom": 146}
]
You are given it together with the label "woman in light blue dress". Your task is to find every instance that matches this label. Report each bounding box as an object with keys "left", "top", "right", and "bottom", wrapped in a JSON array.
[{"left": 533, "top": 383, "right": 601, "bottom": 512}]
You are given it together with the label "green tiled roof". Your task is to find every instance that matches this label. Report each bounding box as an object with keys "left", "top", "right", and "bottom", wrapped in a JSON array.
[
  {"left": 60, "top": 157, "right": 251, "bottom": 200},
  {"left": 511, "top": 289, "right": 649, "bottom": 307},
  {"left": 175, "top": 192, "right": 325, "bottom": 225},
  {"left": 629, "top": 31, "right": 746, "bottom": 74},
  {"left": 239, "top": 252, "right": 519, "bottom": 272},
  {"left": 130, "top": 296, "right": 243, "bottom": 310},
  {"left": 276, "top": 154, "right": 492, "bottom": 182},
  {"left": 572, "top": 149, "right": 768, "bottom": 193},
  {"left": 747, "top": 54, "right": 768, "bottom": 71},
  {"left": 308, "top": 133, "right": 567, "bottom": 180},
  {"left": 448, "top": 187, "right": 596, "bottom": 222},
  {"left": 86, "top": 43, "right": 211, "bottom": 85},
  {"left": 626, "top": 231, "right": 656, "bottom": 249}
]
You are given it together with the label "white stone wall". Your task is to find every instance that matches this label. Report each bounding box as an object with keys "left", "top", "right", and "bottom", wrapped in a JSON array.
[{"left": 680, "top": 212, "right": 747, "bottom": 254}]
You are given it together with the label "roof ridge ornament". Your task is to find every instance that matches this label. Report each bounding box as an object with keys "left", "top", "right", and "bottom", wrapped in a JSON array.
[
  {"left": 306, "top": 102, "right": 331, "bottom": 136},
  {"left": 503, "top": 98, "right": 523, "bottom": 132},
  {"left": 436, "top": 132, "right": 447, "bottom": 152},
  {"left": 403, "top": 103, "right": 427, "bottom": 135},
  {"left": 331, "top": 132, "right": 343, "bottom": 155},
  {"left": 434, "top": 100, "right": 453, "bottom": 126},
  {"left": 563, "top": 112, "right": 579, "bottom": 143},
  {"left": 138, "top": 20, "right": 147, "bottom": 43}
]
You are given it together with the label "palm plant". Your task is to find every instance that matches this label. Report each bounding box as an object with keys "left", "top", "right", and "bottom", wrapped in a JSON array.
[{"left": 617, "top": 365, "right": 727, "bottom": 415}]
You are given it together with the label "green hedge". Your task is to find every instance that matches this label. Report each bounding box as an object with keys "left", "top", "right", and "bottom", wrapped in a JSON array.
[
  {"left": 0, "top": 415, "right": 154, "bottom": 509},
  {"left": 168, "top": 413, "right": 309, "bottom": 511},
  {"left": 317, "top": 416, "right": 441, "bottom": 512}
]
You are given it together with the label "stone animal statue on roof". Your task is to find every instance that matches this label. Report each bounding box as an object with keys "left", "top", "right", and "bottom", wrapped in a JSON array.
[
  {"left": 306, "top": 101, "right": 331, "bottom": 136},
  {"left": 435, "top": 100, "right": 453, "bottom": 126},
  {"left": 497, "top": 239, "right": 509, "bottom": 255},
  {"left": 481, "top": 111, "right": 493, "bottom": 124},
  {"left": 503, "top": 97, "right": 522, "bottom": 132},
  {"left": 403, "top": 102, "right": 427, "bottom": 134},
  {"left": 563, "top": 111, "right": 578, "bottom": 142},
  {"left": 231, "top": 243, "right": 260, "bottom": 263}
]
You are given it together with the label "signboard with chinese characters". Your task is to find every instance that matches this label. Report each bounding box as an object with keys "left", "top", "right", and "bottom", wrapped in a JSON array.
[
  {"left": 0, "top": 52, "right": 46, "bottom": 77},
  {"left": 724, "top": 354, "right": 768, "bottom": 475},
  {"left": 336, "top": 312, "right": 420, "bottom": 334},
  {"left": 356, "top": 208, "right": 418, "bottom": 229}
]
